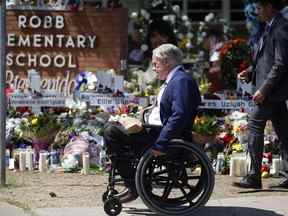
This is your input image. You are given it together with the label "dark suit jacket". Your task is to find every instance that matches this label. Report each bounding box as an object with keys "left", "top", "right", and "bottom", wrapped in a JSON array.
[
  {"left": 153, "top": 67, "right": 201, "bottom": 151},
  {"left": 251, "top": 13, "right": 288, "bottom": 101}
]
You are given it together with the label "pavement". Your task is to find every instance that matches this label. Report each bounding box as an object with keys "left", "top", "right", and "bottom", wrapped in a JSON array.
[{"left": 1, "top": 195, "right": 288, "bottom": 216}]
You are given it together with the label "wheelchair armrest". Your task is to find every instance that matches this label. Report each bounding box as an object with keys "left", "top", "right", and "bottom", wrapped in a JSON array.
[
  {"left": 142, "top": 123, "right": 162, "bottom": 130},
  {"left": 140, "top": 105, "right": 154, "bottom": 124}
]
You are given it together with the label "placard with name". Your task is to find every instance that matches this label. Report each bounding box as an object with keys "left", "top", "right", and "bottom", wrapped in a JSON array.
[
  {"left": 199, "top": 99, "right": 254, "bottom": 110},
  {"left": 9, "top": 95, "right": 66, "bottom": 107},
  {"left": 79, "top": 93, "right": 148, "bottom": 107}
]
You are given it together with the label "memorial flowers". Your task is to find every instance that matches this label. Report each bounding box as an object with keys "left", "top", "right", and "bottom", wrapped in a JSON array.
[
  {"left": 232, "top": 120, "right": 248, "bottom": 145},
  {"left": 194, "top": 115, "right": 218, "bottom": 136},
  {"left": 18, "top": 112, "right": 61, "bottom": 144},
  {"left": 220, "top": 38, "right": 251, "bottom": 89},
  {"left": 226, "top": 111, "right": 249, "bottom": 151}
]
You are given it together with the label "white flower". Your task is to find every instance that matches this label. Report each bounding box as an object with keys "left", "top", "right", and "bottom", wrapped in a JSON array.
[
  {"left": 141, "top": 44, "right": 149, "bottom": 52},
  {"left": 162, "top": 15, "right": 169, "bottom": 21},
  {"left": 223, "top": 25, "right": 230, "bottom": 34},
  {"left": 184, "top": 20, "right": 191, "bottom": 27},
  {"left": 199, "top": 21, "right": 205, "bottom": 26},
  {"left": 172, "top": 5, "right": 180, "bottom": 14},
  {"left": 130, "top": 12, "right": 138, "bottom": 19},
  {"left": 230, "top": 111, "right": 248, "bottom": 120},
  {"left": 140, "top": 9, "right": 150, "bottom": 20},
  {"left": 162, "top": 15, "right": 176, "bottom": 24},
  {"left": 151, "top": 0, "right": 162, "bottom": 8},
  {"left": 186, "top": 42, "right": 193, "bottom": 49},
  {"left": 187, "top": 32, "right": 194, "bottom": 39},
  {"left": 205, "top": 13, "right": 215, "bottom": 22},
  {"left": 182, "top": 15, "right": 189, "bottom": 21},
  {"left": 197, "top": 37, "right": 204, "bottom": 45},
  {"left": 177, "top": 33, "right": 184, "bottom": 39}
]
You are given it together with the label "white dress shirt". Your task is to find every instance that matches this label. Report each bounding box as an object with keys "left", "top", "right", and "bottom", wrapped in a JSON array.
[{"left": 147, "top": 65, "right": 182, "bottom": 126}]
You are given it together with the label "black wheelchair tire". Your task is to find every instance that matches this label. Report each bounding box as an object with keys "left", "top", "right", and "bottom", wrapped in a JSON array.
[
  {"left": 135, "top": 139, "right": 215, "bottom": 216},
  {"left": 104, "top": 197, "right": 122, "bottom": 216}
]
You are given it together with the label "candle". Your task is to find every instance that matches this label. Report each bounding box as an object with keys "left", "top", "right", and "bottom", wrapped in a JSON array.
[
  {"left": 26, "top": 149, "right": 34, "bottom": 171},
  {"left": 5, "top": 149, "right": 10, "bottom": 167},
  {"left": 19, "top": 151, "right": 26, "bottom": 171},
  {"left": 215, "top": 153, "right": 225, "bottom": 174},
  {"left": 82, "top": 152, "right": 90, "bottom": 175},
  {"left": 39, "top": 152, "right": 48, "bottom": 172},
  {"left": 229, "top": 157, "right": 236, "bottom": 177},
  {"left": 230, "top": 157, "right": 248, "bottom": 177},
  {"left": 271, "top": 158, "right": 280, "bottom": 177},
  {"left": 50, "top": 150, "right": 60, "bottom": 168},
  {"left": 9, "top": 158, "right": 15, "bottom": 170}
]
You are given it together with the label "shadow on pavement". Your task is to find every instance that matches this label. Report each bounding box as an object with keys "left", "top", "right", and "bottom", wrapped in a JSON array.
[
  {"left": 123, "top": 206, "right": 284, "bottom": 216},
  {"left": 238, "top": 189, "right": 288, "bottom": 194}
]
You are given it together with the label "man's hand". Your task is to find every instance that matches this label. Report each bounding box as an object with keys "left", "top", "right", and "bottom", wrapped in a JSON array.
[
  {"left": 237, "top": 69, "right": 249, "bottom": 82},
  {"left": 252, "top": 90, "right": 265, "bottom": 104}
]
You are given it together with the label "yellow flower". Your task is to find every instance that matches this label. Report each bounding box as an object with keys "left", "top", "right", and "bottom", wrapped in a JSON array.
[
  {"left": 232, "top": 143, "right": 243, "bottom": 152},
  {"left": 31, "top": 118, "right": 38, "bottom": 125}
]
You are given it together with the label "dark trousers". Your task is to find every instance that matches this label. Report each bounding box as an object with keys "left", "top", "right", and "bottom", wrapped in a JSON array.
[
  {"left": 103, "top": 122, "right": 159, "bottom": 191},
  {"left": 248, "top": 101, "right": 288, "bottom": 178}
]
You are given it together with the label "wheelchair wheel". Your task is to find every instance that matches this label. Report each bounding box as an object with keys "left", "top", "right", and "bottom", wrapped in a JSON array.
[
  {"left": 104, "top": 197, "right": 122, "bottom": 216},
  {"left": 135, "top": 139, "right": 215, "bottom": 216}
]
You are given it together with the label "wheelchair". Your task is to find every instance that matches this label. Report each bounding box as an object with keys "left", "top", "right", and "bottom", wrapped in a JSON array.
[
  {"left": 102, "top": 108, "right": 215, "bottom": 216},
  {"left": 102, "top": 138, "right": 215, "bottom": 216}
]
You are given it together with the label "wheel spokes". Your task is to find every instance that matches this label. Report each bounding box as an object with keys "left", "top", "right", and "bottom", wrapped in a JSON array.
[{"left": 162, "top": 182, "right": 173, "bottom": 199}]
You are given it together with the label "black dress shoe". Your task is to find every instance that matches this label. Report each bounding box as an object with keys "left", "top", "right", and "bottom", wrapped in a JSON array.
[
  {"left": 233, "top": 175, "right": 262, "bottom": 189},
  {"left": 269, "top": 178, "right": 288, "bottom": 189},
  {"left": 118, "top": 189, "right": 138, "bottom": 203}
]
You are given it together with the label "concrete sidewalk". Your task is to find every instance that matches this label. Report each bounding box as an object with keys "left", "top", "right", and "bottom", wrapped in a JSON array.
[
  {"left": 2, "top": 195, "right": 287, "bottom": 216},
  {"left": 0, "top": 201, "right": 30, "bottom": 216}
]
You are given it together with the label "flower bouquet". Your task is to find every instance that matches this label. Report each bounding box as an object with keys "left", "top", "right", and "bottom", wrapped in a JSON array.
[
  {"left": 19, "top": 113, "right": 61, "bottom": 149},
  {"left": 232, "top": 120, "right": 249, "bottom": 145},
  {"left": 220, "top": 38, "right": 251, "bottom": 89},
  {"left": 226, "top": 111, "right": 249, "bottom": 152},
  {"left": 193, "top": 115, "right": 218, "bottom": 145}
]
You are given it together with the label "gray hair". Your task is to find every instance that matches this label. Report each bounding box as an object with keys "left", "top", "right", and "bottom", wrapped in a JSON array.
[{"left": 152, "top": 43, "right": 183, "bottom": 66}]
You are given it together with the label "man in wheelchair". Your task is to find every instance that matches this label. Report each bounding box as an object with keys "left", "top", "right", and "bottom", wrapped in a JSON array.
[{"left": 103, "top": 44, "right": 201, "bottom": 204}]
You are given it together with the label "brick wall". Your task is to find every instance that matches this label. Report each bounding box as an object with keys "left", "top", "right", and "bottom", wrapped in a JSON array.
[{"left": 6, "top": 8, "right": 128, "bottom": 79}]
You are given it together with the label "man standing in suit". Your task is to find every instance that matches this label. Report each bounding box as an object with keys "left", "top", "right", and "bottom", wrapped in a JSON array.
[
  {"left": 103, "top": 43, "right": 201, "bottom": 202},
  {"left": 234, "top": 0, "right": 288, "bottom": 189}
]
